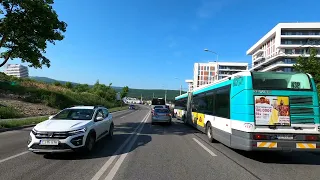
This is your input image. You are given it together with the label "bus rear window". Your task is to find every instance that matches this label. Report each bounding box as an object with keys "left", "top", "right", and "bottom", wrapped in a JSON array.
[
  {"left": 252, "top": 72, "right": 312, "bottom": 90},
  {"left": 152, "top": 98, "right": 165, "bottom": 105}
]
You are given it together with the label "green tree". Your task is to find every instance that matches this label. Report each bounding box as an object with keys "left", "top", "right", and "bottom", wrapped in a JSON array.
[
  {"left": 0, "top": 0, "right": 67, "bottom": 68},
  {"left": 65, "top": 82, "right": 73, "bottom": 89},
  {"left": 293, "top": 48, "right": 320, "bottom": 83},
  {"left": 74, "top": 84, "right": 90, "bottom": 93},
  {"left": 120, "top": 86, "right": 129, "bottom": 99},
  {"left": 53, "top": 81, "right": 61, "bottom": 86}
]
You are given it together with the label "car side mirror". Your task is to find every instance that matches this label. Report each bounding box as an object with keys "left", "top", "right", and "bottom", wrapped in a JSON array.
[
  {"left": 49, "top": 115, "right": 54, "bottom": 120},
  {"left": 95, "top": 116, "right": 104, "bottom": 121}
]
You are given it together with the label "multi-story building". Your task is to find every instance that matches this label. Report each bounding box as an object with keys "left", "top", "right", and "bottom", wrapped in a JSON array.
[
  {"left": 185, "top": 79, "right": 193, "bottom": 92},
  {"left": 247, "top": 22, "right": 320, "bottom": 72},
  {"left": 193, "top": 62, "right": 248, "bottom": 88},
  {"left": 3, "top": 64, "right": 29, "bottom": 78}
]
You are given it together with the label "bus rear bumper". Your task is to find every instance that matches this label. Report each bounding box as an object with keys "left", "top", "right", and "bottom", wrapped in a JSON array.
[{"left": 230, "top": 131, "right": 320, "bottom": 152}]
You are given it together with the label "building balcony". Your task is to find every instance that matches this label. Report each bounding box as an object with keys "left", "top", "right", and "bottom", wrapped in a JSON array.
[
  {"left": 252, "top": 49, "right": 265, "bottom": 57},
  {"left": 281, "top": 35, "right": 320, "bottom": 39},
  {"left": 260, "top": 63, "right": 294, "bottom": 72},
  {"left": 253, "top": 56, "right": 265, "bottom": 63},
  {"left": 218, "top": 68, "right": 247, "bottom": 71}
]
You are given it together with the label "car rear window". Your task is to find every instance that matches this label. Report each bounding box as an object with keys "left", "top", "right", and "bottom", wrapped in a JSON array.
[
  {"left": 154, "top": 106, "right": 163, "bottom": 109},
  {"left": 155, "top": 109, "right": 169, "bottom": 113}
]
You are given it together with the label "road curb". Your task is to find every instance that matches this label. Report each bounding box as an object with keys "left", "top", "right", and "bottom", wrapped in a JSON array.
[{"left": 0, "top": 124, "right": 36, "bottom": 133}]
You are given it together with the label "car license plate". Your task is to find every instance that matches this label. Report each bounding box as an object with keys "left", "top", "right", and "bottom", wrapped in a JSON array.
[
  {"left": 277, "top": 135, "right": 293, "bottom": 140},
  {"left": 39, "top": 139, "right": 59, "bottom": 145}
]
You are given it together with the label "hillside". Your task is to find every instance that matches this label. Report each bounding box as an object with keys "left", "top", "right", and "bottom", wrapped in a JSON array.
[{"left": 30, "top": 76, "right": 185, "bottom": 101}]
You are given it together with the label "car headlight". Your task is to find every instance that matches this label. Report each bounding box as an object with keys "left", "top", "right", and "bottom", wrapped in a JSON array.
[
  {"left": 68, "top": 128, "right": 87, "bottom": 135},
  {"left": 31, "top": 128, "right": 37, "bottom": 135}
]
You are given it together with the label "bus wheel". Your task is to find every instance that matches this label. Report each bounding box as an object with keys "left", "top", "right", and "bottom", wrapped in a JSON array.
[{"left": 206, "top": 122, "right": 214, "bottom": 143}]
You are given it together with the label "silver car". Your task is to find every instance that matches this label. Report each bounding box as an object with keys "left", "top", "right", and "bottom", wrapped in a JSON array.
[{"left": 151, "top": 108, "right": 172, "bottom": 125}]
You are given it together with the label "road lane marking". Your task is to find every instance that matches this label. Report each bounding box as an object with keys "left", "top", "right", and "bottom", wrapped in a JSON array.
[
  {"left": 193, "top": 138, "right": 217, "bottom": 157},
  {"left": 105, "top": 113, "right": 150, "bottom": 180},
  {"left": 119, "top": 110, "right": 138, "bottom": 119},
  {"left": 91, "top": 111, "right": 150, "bottom": 180},
  {"left": 0, "top": 151, "right": 29, "bottom": 164}
]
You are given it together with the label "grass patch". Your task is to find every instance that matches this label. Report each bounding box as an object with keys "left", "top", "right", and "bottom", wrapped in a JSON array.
[
  {"left": 109, "top": 105, "right": 128, "bottom": 113},
  {"left": 0, "top": 116, "right": 49, "bottom": 129},
  {"left": 0, "top": 106, "right": 23, "bottom": 119}
]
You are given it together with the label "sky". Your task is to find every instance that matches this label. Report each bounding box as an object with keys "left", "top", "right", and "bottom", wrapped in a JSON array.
[{"left": 2, "top": 0, "right": 320, "bottom": 90}]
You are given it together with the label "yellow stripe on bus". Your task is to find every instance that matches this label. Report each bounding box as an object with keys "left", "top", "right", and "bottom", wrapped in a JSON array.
[
  {"left": 257, "top": 142, "right": 277, "bottom": 148},
  {"left": 296, "top": 143, "right": 316, "bottom": 149}
]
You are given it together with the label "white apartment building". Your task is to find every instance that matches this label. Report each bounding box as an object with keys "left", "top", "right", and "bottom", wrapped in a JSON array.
[
  {"left": 4, "top": 64, "right": 29, "bottom": 78},
  {"left": 247, "top": 22, "right": 320, "bottom": 72},
  {"left": 193, "top": 62, "right": 248, "bottom": 88}
]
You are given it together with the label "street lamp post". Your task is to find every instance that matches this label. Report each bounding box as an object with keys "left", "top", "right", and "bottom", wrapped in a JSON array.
[
  {"left": 174, "top": 77, "right": 182, "bottom": 95},
  {"left": 204, "top": 48, "right": 219, "bottom": 62},
  {"left": 204, "top": 48, "right": 219, "bottom": 80}
]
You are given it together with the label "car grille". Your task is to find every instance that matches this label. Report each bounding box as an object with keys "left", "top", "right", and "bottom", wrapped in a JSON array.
[
  {"left": 30, "top": 143, "right": 71, "bottom": 150},
  {"left": 35, "top": 131, "right": 70, "bottom": 139}
]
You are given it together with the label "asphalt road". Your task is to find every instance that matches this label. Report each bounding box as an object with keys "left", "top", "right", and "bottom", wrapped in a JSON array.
[{"left": 1, "top": 105, "right": 320, "bottom": 180}]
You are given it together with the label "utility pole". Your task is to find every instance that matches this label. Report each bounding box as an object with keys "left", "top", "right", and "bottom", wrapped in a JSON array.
[
  {"left": 180, "top": 85, "right": 182, "bottom": 95},
  {"left": 153, "top": 92, "right": 154, "bottom": 98},
  {"left": 165, "top": 90, "right": 167, "bottom": 103}
]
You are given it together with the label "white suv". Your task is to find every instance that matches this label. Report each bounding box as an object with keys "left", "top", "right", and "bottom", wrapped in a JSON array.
[{"left": 28, "top": 105, "right": 114, "bottom": 154}]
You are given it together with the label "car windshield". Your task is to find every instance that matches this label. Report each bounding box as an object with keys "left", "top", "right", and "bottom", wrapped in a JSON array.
[
  {"left": 155, "top": 109, "right": 169, "bottom": 113},
  {"left": 252, "top": 72, "right": 312, "bottom": 90},
  {"left": 52, "top": 109, "right": 94, "bottom": 120}
]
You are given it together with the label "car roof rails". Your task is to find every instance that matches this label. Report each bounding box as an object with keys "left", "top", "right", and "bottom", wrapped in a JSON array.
[{"left": 94, "top": 105, "right": 106, "bottom": 109}]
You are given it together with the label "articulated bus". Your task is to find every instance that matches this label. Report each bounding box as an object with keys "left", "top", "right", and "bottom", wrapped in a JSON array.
[
  {"left": 174, "top": 93, "right": 188, "bottom": 120},
  {"left": 175, "top": 71, "right": 320, "bottom": 151}
]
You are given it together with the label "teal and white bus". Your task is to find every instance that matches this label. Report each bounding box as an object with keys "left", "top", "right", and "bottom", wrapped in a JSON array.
[
  {"left": 175, "top": 71, "right": 320, "bottom": 151},
  {"left": 173, "top": 93, "right": 188, "bottom": 120}
]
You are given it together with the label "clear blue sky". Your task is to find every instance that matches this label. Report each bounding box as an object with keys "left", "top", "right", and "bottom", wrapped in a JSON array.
[{"left": 2, "top": 0, "right": 320, "bottom": 90}]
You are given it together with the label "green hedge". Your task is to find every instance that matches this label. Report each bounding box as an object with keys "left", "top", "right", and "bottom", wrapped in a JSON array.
[
  {"left": 0, "top": 106, "right": 22, "bottom": 119},
  {"left": 0, "top": 82, "right": 119, "bottom": 109}
]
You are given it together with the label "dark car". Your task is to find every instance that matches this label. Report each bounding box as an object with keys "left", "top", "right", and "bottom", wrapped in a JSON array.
[{"left": 129, "top": 104, "right": 136, "bottom": 110}]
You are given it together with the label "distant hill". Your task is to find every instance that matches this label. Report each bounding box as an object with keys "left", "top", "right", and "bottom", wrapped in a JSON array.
[{"left": 29, "top": 76, "right": 185, "bottom": 101}]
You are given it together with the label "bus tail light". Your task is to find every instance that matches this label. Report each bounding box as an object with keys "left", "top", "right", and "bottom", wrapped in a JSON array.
[
  {"left": 253, "top": 134, "right": 268, "bottom": 140},
  {"left": 305, "top": 135, "right": 318, "bottom": 141}
]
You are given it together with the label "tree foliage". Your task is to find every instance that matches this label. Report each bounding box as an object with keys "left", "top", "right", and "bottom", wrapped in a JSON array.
[
  {"left": 53, "top": 81, "right": 61, "bottom": 86},
  {"left": 120, "top": 86, "right": 129, "bottom": 99},
  {"left": 293, "top": 48, "right": 320, "bottom": 83},
  {"left": 65, "top": 82, "right": 73, "bottom": 89},
  {"left": 0, "top": 0, "right": 67, "bottom": 68}
]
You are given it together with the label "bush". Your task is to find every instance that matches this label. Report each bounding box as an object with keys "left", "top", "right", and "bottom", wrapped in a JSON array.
[
  {"left": 0, "top": 106, "right": 22, "bottom": 119},
  {"left": 0, "top": 73, "right": 120, "bottom": 110}
]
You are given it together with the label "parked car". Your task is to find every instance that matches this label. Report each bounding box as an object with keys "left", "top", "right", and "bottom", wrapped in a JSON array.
[
  {"left": 28, "top": 105, "right": 114, "bottom": 154},
  {"left": 151, "top": 108, "right": 172, "bottom": 125}
]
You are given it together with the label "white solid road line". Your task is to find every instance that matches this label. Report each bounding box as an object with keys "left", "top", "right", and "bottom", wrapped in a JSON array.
[
  {"left": 0, "top": 151, "right": 29, "bottom": 164},
  {"left": 104, "top": 113, "right": 150, "bottom": 180},
  {"left": 193, "top": 138, "right": 217, "bottom": 157},
  {"left": 91, "top": 111, "right": 150, "bottom": 180}
]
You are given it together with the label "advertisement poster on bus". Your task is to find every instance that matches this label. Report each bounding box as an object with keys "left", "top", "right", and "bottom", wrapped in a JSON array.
[{"left": 254, "top": 96, "right": 290, "bottom": 126}]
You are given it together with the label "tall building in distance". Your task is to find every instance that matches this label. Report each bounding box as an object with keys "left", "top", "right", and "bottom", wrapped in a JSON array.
[
  {"left": 247, "top": 22, "right": 320, "bottom": 72},
  {"left": 193, "top": 62, "right": 248, "bottom": 88},
  {"left": 3, "top": 64, "right": 29, "bottom": 78}
]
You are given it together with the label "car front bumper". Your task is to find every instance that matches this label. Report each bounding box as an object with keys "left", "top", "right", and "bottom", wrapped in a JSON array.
[{"left": 27, "top": 132, "right": 88, "bottom": 153}]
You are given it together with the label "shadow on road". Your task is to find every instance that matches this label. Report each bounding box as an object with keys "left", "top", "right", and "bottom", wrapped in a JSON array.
[
  {"left": 43, "top": 133, "right": 152, "bottom": 160},
  {"left": 234, "top": 150, "right": 320, "bottom": 165}
]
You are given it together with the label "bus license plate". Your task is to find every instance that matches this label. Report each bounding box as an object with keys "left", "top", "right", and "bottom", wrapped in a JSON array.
[{"left": 277, "top": 135, "right": 293, "bottom": 140}]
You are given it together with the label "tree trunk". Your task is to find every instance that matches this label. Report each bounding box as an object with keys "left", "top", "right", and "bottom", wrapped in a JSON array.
[{"left": 0, "top": 50, "right": 13, "bottom": 67}]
